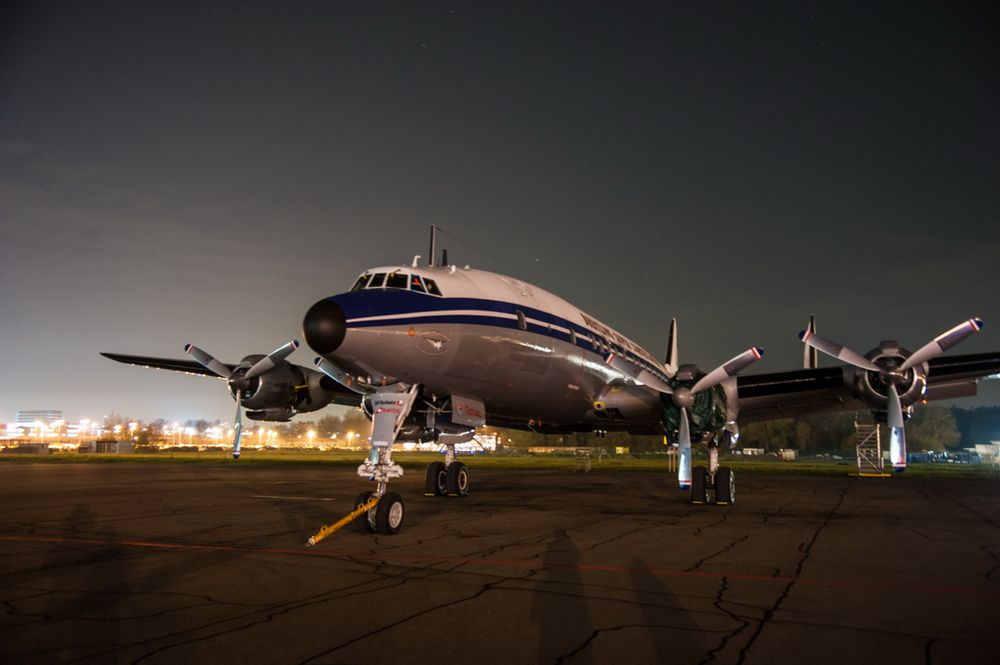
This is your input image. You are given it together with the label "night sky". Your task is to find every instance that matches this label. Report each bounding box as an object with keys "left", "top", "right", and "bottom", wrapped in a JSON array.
[{"left": 2, "top": 2, "right": 999, "bottom": 422}]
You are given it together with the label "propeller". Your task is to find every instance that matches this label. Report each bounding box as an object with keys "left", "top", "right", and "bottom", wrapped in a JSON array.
[
  {"left": 666, "top": 318, "right": 764, "bottom": 489},
  {"left": 800, "top": 318, "right": 983, "bottom": 472},
  {"left": 604, "top": 353, "right": 673, "bottom": 394},
  {"left": 184, "top": 339, "right": 300, "bottom": 459},
  {"left": 314, "top": 357, "right": 371, "bottom": 394}
]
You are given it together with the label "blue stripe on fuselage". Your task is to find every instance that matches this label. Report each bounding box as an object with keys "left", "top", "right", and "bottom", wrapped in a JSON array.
[{"left": 326, "top": 290, "right": 669, "bottom": 383}]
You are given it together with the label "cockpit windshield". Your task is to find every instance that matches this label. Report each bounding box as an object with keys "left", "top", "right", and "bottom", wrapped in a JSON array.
[{"left": 351, "top": 271, "right": 444, "bottom": 296}]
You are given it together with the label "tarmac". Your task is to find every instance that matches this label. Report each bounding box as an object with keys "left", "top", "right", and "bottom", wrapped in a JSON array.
[{"left": 0, "top": 462, "right": 998, "bottom": 665}]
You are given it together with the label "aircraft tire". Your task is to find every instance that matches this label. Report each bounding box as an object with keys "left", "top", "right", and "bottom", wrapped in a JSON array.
[
  {"left": 691, "top": 467, "right": 708, "bottom": 505},
  {"left": 424, "top": 461, "right": 448, "bottom": 496},
  {"left": 446, "top": 461, "right": 470, "bottom": 497},
  {"left": 716, "top": 467, "right": 735, "bottom": 505},
  {"left": 375, "top": 492, "right": 405, "bottom": 535},
  {"left": 353, "top": 491, "right": 377, "bottom": 533}
]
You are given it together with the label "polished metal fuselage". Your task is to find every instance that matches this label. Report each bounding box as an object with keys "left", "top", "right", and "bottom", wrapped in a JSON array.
[{"left": 320, "top": 265, "right": 665, "bottom": 432}]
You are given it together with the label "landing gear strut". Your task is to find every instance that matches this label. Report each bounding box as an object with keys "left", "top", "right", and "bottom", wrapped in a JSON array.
[
  {"left": 691, "top": 443, "right": 735, "bottom": 505},
  {"left": 354, "top": 386, "right": 417, "bottom": 534}
]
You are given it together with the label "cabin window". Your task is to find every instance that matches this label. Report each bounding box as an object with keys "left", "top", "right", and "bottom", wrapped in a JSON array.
[
  {"left": 351, "top": 274, "right": 369, "bottom": 291},
  {"left": 515, "top": 309, "right": 527, "bottom": 331},
  {"left": 386, "top": 272, "right": 408, "bottom": 289},
  {"left": 367, "top": 273, "right": 386, "bottom": 288},
  {"left": 410, "top": 275, "right": 427, "bottom": 293},
  {"left": 569, "top": 329, "right": 577, "bottom": 345},
  {"left": 423, "top": 278, "right": 443, "bottom": 296}
]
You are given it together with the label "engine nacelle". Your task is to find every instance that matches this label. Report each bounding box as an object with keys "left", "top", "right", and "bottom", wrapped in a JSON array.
[
  {"left": 241, "top": 362, "right": 297, "bottom": 410},
  {"left": 235, "top": 359, "right": 336, "bottom": 419},
  {"left": 853, "top": 341, "right": 928, "bottom": 412},
  {"left": 659, "top": 365, "right": 728, "bottom": 443},
  {"left": 246, "top": 407, "right": 295, "bottom": 422}
]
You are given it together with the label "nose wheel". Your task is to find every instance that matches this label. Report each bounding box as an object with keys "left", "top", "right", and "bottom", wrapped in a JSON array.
[{"left": 352, "top": 491, "right": 405, "bottom": 535}]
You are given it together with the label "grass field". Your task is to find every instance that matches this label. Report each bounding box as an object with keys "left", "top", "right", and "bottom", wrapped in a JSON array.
[{"left": 2, "top": 448, "right": 998, "bottom": 479}]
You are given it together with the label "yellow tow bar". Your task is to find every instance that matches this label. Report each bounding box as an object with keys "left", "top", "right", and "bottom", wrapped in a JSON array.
[{"left": 306, "top": 495, "right": 380, "bottom": 547}]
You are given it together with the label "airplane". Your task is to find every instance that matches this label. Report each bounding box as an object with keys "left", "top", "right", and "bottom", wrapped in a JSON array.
[{"left": 103, "top": 231, "right": 1000, "bottom": 535}]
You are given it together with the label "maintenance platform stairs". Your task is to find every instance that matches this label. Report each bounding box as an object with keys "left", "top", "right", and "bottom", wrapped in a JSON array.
[{"left": 854, "top": 421, "right": 891, "bottom": 477}]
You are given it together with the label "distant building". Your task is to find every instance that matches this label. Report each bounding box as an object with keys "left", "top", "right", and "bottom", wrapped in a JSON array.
[{"left": 15, "top": 410, "right": 63, "bottom": 425}]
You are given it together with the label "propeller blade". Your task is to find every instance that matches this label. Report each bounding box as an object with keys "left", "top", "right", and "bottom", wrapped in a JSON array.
[
  {"left": 184, "top": 344, "right": 232, "bottom": 379},
  {"left": 899, "top": 318, "right": 984, "bottom": 371},
  {"left": 803, "top": 315, "right": 818, "bottom": 369},
  {"left": 665, "top": 318, "right": 679, "bottom": 376},
  {"left": 690, "top": 347, "right": 765, "bottom": 394},
  {"left": 677, "top": 407, "right": 692, "bottom": 490},
  {"left": 245, "top": 340, "right": 300, "bottom": 379},
  {"left": 232, "top": 400, "right": 243, "bottom": 460},
  {"left": 887, "top": 384, "right": 906, "bottom": 472},
  {"left": 605, "top": 353, "right": 672, "bottom": 394},
  {"left": 315, "top": 357, "right": 370, "bottom": 394},
  {"left": 798, "top": 330, "right": 880, "bottom": 372}
]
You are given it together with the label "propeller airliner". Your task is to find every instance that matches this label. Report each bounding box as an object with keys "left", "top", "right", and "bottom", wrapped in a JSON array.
[{"left": 103, "top": 232, "right": 1000, "bottom": 535}]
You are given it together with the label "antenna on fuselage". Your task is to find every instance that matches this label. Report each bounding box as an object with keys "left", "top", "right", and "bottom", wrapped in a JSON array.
[
  {"left": 429, "top": 225, "right": 437, "bottom": 267},
  {"left": 441, "top": 248, "right": 448, "bottom": 266}
]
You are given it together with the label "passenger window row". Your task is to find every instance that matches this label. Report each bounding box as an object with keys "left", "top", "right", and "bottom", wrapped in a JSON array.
[{"left": 350, "top": 271, "right": 443, "bottom": 296}]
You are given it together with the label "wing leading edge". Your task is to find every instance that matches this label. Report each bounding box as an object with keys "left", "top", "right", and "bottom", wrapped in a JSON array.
[{"left": 100, "top": 352, "right": 235, "bottom": 378}]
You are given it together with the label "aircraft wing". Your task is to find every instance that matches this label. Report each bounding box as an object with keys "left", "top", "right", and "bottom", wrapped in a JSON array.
[
  {"left": 100, "top": 352, "right": 234, "bottom": 378},
  {"left": 736, "top": 351, "right": 1000, "bottom": 424}
]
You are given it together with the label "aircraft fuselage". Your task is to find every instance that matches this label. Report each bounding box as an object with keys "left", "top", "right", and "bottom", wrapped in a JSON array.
[{"left": 308, "top": 265, "right": 668, "bottom": 432}]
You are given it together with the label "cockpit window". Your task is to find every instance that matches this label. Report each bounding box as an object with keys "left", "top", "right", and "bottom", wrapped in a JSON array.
[
  {"left": 409, "top": 275, "right": 426, "bottom": 293},
  {"left": 351, "top": 274, "right": 369, "bottom": 291},
  {"left": 386, "top": 271, "right": 408, "bottom": 289},
  {"left": 423, "top": 277, "right": 443, "bottom": 296},
  {"left": 367, "top": 273, "right": 386, "bottom": 288}
]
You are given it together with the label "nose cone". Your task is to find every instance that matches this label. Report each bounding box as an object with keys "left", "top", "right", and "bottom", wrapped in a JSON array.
[{"left": 303, "top": 299, "right": 346, "bottom": 355}]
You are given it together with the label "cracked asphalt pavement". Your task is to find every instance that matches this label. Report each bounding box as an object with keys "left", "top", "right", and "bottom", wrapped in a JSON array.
[{"left": 1, "top": 463, "right": 998, "bottom": 664}]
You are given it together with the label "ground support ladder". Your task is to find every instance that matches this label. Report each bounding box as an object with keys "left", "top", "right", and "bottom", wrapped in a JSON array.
[{"left": 854, "top": 421, "right": 889, "bottom": 477}]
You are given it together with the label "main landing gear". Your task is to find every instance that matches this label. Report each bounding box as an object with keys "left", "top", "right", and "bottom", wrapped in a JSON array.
[
  {"left": 424, "top": 444, "right": 470, "bottom": 497},
  {"left": 691, "top": 444, "right": 735, "bottom": 505}
]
